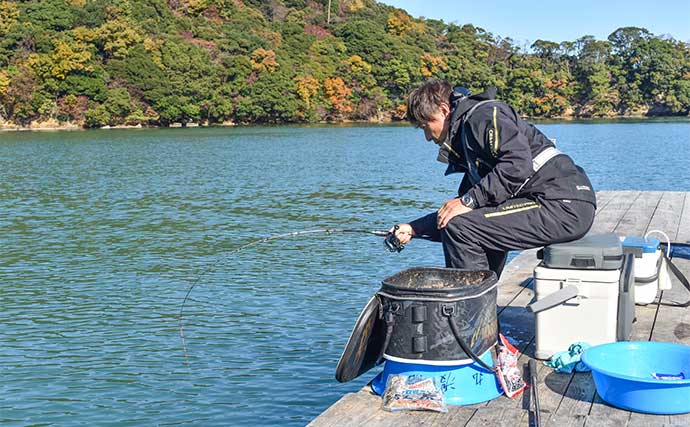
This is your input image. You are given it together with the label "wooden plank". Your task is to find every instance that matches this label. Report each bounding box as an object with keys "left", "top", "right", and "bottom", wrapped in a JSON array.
[
  {"left": 589, "top": 191, "right": 640, "bottom": 234},
  {"left": 485, "top": 339, "right": 535, "bottom": 410},
  {"left": 675, "top": 193, "right": 690, "bottom": 243},
  {"left": 649, "top": 192, "right": 689, "bottom": 306},
  {"left": 649, "top": 193, "right": 690, "bottom": 345},
  {"left": 631, "top": 191, "right": 684, "bottom": 342},
  {"left": 630, "top": 194, "right": 689, "bottom": 426},
  {"left": 584, "top": 414, "right": 629, "bottom": 426},
  {"left": 532, "top": 364, "right": 572, "bottom": 420},
  {"left": 361, "top": 406, "right": 446, "bottom": 427},
  {"left": 484, "top": 295, "right": 537, "bottom": 412},
  {"left": 310, "top": 192, "right": 690, "bottom": 427},
  {"left": 426, "top": 407, "right": 478, "bottom": 427},
  {"left": 353, "top": 407, "right": 476, "bottom": 427},
  {"left": 513, "top": 352, "right": 567, "bottom": 424},
  {"left": 588, "top": 386, "right": 632, "bottom": 425},
  {"left": 646, "top": 192, "right": 686, "bottom": 240},
  {"left": 556, "top": 192, "right": 656, "bottom": 421},
  {"left": 488, "top": 192, "right": 623, "bottom": 416},
  {"left": 465, "top": 407, "right": 527, "bottom": 427},
  {"left": 594, "top": 191, "right": 617, "bottom": 211},
  {"left": 502, "top": 192, "right": 638, "bottom": 425},
  {"left": 627, "top": 414, "right": 671, "bottom": 426},
  {"left": 357, "top": 405, "right": 476, "bottom": 427},
  {"left": 614, "top": 191, "right": 663, "bottom": 237},
  {"left": 307, "top": 392, "right": 378, "bottom": 427},
  {"left": 555, "top": 372, "right": 597, "bottom": 417},
  {"left": 499, "top": 278, "right": 536, "bottom": 346},
  {"left": 652, "top": 295, "right": 690, "bottom": 344},
  {"left": 670, "top": 413, "right": 690, "bottom": 425},
  {"left": 585, "top": 410, "right": 630, "bottom": 426},
  {"left": 630, "top": 304, "right": 659, "bottom": 341},
  {"left": 544, "top": 413, "right": 586, "bottom": 427},
  {"left": 496, "top": 249, "right": 540, "bottom": 308},
  {"left": 611, "top": 191, "right": 664, "bottom": 426}
]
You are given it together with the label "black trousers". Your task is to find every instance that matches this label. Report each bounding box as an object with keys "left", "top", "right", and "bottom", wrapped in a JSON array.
[{"left": 415, "top": 198, "right": 595, "bottom": 278}]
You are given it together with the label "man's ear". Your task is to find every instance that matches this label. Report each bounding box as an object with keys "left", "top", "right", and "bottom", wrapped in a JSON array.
[{"left": 439, "top": 102, "right": 451, "bottom": 119}]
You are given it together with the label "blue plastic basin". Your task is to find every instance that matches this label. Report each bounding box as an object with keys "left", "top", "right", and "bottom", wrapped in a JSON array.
[
  {"left": 370, "top": 350, "right": 503, "bottom": 406},
  {"left": 581, "top": 341, "right": 690, "bottom": 414}
]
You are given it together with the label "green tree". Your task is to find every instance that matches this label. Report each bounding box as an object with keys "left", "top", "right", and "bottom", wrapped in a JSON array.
[
  {"left": 105, "top": 88, "right": 134, "bottom": 122},
  {"left": 84, "top": 103, "right": 111, "bottom": 127}
]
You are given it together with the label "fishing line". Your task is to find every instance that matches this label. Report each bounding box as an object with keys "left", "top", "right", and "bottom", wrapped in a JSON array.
[{"left": 178, "top": 228, "right": 400, "bottom": 357}]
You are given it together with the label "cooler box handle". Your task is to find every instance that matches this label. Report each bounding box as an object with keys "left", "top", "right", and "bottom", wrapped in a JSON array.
[{"left": 528, "top": 285, "right": 579, "bottom": 314}]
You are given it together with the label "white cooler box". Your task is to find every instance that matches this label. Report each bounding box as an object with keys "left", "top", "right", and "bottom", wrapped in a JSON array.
[{"left": 529, "top": 234, "right": 635, "bottom": 360}]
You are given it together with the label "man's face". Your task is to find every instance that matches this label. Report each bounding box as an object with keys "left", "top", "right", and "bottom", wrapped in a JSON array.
[{"left": 417, "top": 102, "right": 451, "bottom": 146}]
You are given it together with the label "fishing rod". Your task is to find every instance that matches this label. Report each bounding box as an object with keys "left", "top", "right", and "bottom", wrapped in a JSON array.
[{"left": 178, "top": 226, "right": 428, "bottom": 357}]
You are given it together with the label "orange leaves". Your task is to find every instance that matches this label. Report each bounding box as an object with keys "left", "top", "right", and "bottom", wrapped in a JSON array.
[
  {"left": 323, "top": 77, "right": 353, "bottom": 117},
  {"left": 419, "top": 53, "right": 447, "bottom": 77},
  {"left": 393, "top": 104, "right": 408, "bottom": 120},
  {"left": 251, "top": 48, "right": 279, "bottom": 73},
  {"left": 294, "top": 75, "right": 319, "bottom": 108},
  {"left": 544, "top": 77, "right": 568, "bottom": 90}
]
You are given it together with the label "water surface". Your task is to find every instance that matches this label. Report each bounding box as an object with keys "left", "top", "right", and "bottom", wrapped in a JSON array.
[{"left": 1, "top": 121, "right": 688, "bottom": 426}]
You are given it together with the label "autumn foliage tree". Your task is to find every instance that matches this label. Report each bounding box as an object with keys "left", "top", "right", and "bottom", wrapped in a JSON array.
[
  {"left": 323, "top": 76, "right": 353, "bottom": 119},
  {"left": 0, "top": 0, "right": 688, "bottom": 128}
]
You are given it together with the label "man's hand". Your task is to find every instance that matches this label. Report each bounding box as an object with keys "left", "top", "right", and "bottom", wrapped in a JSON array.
[
  {"left": 389, "top": 223, "right": 414, "bottom": 244},
  {"left": 437, "top": 198, "right": 473, "bottom": 229}
]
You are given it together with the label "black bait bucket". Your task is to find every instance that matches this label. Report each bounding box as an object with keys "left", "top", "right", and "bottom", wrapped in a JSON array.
[{"left": 336, "top": 267, "right": 498, "bottom": 383}]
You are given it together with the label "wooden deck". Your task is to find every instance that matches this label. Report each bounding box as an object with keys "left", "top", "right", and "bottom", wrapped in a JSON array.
[{"left": 309, "top": 191, "right": 690, "bottom": 427}]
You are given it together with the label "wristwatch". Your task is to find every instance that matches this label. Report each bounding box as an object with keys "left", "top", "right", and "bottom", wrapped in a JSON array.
[{"left": 460, "top": 193, "right": 476, "bottom": 209}]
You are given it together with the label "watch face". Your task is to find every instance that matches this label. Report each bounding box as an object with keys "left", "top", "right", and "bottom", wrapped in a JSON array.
[{"left": 462, "top": 194, "right": 474, "bottom": 208}]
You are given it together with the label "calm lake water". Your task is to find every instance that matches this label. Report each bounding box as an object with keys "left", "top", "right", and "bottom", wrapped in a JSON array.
[{"left": 1, "top": 121, "right": 689, "bottom": 426}]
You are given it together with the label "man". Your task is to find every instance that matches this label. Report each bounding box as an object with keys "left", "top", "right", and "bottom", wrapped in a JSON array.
[{"left": 391, "top": 80, "right": 596, "bottom": 278}]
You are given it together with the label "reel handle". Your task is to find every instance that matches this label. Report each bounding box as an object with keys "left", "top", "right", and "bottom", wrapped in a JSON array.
[{"left": 384, "top": 225, "right": 405, "bottom": 253}]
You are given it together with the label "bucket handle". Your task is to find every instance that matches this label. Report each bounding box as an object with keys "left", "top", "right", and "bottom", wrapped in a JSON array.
[
  {"left": 646, "top": 229, "right": 671, "bottom": 258},
  {"left": 442, "top": 305, "right": 497, "bottom": 374},
  {"left": 527, "top": 285, "right": 579, "bottom": 314}
]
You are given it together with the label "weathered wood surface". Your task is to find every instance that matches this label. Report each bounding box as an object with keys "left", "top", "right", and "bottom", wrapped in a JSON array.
[{"left": 309, "top": 191, "right": 690, "bottom": 427}]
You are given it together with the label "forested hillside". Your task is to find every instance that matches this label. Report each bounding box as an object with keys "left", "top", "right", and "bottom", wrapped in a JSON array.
[{"left": 0, "top": 0, "right": 688, "bottom": 128}]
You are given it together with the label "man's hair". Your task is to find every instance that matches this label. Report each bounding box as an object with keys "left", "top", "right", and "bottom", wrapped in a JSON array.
[{"left": 406, "top": 80, "right": 452, "bottom": 125}]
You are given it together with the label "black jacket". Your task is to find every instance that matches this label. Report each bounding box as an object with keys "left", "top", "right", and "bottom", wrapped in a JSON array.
[{"left": 438, "top": 88, "right": 597, "bottom": 208}]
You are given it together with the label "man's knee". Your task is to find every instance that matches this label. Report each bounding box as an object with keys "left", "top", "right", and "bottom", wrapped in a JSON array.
[
  {"left": 570, "top": 202, "right": 596, "bottom": 240},
  {"left": 441, "top": 214, "right": 474, "bottom": 245}
]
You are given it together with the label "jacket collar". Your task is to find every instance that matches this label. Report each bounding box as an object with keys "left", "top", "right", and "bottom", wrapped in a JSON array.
[{"left": 436, "top": 87, "right": 497, "bottom": 169}]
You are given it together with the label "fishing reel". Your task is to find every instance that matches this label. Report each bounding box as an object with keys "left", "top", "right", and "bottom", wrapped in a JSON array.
[{"left": 384, "top": 225, "right": 405, "bottom": 253}]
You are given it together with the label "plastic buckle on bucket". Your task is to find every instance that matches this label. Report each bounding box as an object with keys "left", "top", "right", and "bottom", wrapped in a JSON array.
[
  {"left": 442, "top": 304, "right": 455, "bottom": 317},
  {"left": 384, "top": 302, "right": 401, "bottom": 322}
]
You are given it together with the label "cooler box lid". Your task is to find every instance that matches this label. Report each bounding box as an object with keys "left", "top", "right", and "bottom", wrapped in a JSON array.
[{"left": 539, "top": 233, "right": 623, "bottom": 270}]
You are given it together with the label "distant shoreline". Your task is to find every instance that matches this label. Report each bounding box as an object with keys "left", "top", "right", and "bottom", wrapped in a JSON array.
[{"left": 2, "top": 115, "right": 689, "bottom": 132}]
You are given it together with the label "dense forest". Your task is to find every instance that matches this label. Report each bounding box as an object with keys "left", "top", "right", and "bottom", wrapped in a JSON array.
[{"left": 0, "top": 0, "right": 689, "bottom": 128}]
